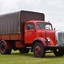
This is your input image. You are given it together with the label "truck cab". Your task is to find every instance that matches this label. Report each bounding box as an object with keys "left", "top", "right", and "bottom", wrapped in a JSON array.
[
  {"left": 24, "top": 20, "right": 64, "bottom": 57},
  {"left": 25, "top": 20, "right": 55, "bottom": 45}
]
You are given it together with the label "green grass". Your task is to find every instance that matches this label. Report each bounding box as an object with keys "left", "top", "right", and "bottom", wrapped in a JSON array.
[{"left": 0, "top": 51, "right": 64, "bottom": 64}]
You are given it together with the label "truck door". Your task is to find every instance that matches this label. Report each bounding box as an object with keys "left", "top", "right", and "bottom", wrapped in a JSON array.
[{"left": 24, "top": 23, "right": 36, "bottom": 44}]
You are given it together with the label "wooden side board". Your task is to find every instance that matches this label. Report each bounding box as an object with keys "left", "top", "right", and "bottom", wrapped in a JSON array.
[{"left": 0, "top": 33, "right": 22, "bottom": 40}]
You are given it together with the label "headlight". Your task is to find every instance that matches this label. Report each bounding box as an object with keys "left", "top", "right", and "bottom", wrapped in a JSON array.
[{"left": 46, "top": 37, "right": 50, "bottom": 42}]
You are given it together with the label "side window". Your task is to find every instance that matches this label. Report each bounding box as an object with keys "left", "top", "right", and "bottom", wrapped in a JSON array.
[{"left": 26, "top": 23, "right": 34, "bottom": 30}]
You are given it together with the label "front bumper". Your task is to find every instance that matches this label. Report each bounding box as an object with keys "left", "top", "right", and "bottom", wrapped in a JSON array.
[{"left": 45, "top": 45, "right": 64, "bottom": 50}]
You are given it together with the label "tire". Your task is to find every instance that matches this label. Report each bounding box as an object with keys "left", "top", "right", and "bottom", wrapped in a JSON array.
[
  {"left": 19, "top": 48, "right": 29, "bottom": 53},
  {"left": 53, "top": 49, "right": 64, "bottom": 56},
  {"left": 33, "top": 42, "right": 45, "bottom": 58},
  {"left": 0, "top": 41, "right": 11, "bottom": 54}
]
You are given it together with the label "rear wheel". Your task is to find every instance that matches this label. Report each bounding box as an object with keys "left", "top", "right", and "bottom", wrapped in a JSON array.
[
  {"left": 19, "top": 48, "right": 29, "bottom": 53},
  {"left": 33, "top": 42, "right": 45, "bottom": 58},
  {"left": 53, "top": 49, "right": 64, "bottom": 56},
  {"left": 0, "top": 41, "right": 11, "bottom": 54}
]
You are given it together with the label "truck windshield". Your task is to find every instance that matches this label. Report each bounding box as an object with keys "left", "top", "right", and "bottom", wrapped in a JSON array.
[{"left": 37, "top": 22, "right": 53, "bottom": 30}]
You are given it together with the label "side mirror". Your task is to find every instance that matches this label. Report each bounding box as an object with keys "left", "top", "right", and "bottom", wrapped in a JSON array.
[{"left": 54, "top": 28, "right": 55, "bottom": 30}]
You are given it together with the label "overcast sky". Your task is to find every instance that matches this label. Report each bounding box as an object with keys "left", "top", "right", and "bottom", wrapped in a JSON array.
[{"left": 0, "top": 0, "right": 64, "bottom": 30}]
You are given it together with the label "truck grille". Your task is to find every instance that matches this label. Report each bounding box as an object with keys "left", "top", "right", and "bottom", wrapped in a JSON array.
[{"left": 57, "top": 32, "right": 64, "bottom": 46}]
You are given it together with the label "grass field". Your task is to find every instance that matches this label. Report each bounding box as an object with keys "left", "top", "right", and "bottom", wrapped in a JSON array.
[{"left": 0, "top": 51, "right": 64, "bottom": 64}]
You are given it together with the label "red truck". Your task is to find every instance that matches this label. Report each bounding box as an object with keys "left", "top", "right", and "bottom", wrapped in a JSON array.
[{"left": 0, "top": 10, "right": 64, "bottom": 57}]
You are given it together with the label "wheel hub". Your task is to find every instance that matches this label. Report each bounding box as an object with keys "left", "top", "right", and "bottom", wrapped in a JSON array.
[{"left": 35, "top": 46, "right": 42, "bottom": 56}]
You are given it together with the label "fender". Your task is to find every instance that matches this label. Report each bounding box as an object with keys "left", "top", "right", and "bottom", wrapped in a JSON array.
[
  {"left": 48, "top": 39, "right": 56, "bottom": 46},
  {"left": 46, "top": 37, "right": 56, "bottom": 46},
  {"left": 33, "top": 38, "right": 47, "bottom": 47}
]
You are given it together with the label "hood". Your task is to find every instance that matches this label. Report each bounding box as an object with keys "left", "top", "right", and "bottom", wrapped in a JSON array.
[
  {"left": 46, "top": 30, "right": 55, "bottom": 38},
  {"left": 45, "top": 30, "right": 56, "bottom": 45}
]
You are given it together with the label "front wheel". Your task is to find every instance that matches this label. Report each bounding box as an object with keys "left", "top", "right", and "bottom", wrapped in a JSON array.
[
  {"left": 53, "top": 49, "right": 64, "bottom": 56},
  {"left": 0, "top": 41, "right": 11, "bottom": 54},
  {"left": 33, "top": 42, "right": 45, "bottom": 58}
]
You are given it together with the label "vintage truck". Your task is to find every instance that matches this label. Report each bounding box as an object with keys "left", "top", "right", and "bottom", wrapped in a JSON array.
[{"left": 0, "top": 10, "right": 64, "bottom": 57}]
